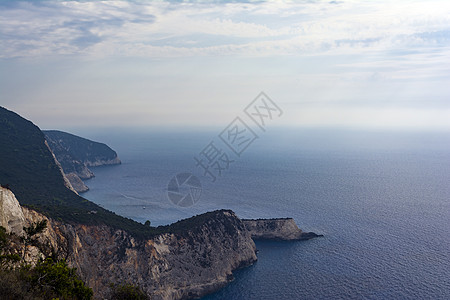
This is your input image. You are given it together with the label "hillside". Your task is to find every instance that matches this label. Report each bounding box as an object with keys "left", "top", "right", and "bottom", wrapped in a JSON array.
[
  {"left": 0, "top": 106, "right": 151, "bottom": 238},
  {"left": 44, "top": 130, "right": 120, "bottom": 167}
]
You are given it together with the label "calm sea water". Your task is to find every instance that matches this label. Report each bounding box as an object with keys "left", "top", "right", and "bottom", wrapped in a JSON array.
[{"left": 79, "top": 128, "right": 450, "bottom": 300}]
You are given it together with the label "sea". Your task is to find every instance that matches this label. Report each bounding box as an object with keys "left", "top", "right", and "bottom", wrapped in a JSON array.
[{"left": 77, "top": 128, "right": 449, "bottom": 300}]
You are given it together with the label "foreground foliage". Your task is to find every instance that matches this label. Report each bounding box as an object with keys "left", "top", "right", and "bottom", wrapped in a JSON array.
[
  {"left": 0, "top": 224, "right": 93, "bottom": 300},
  {"left": 0, "top": 258, "right": 93, "bottom": 300}
]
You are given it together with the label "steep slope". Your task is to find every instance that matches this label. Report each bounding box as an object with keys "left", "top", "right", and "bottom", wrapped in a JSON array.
[
  {"left": 43, "top": 130, "right": 120, "bottom": 171},
  {"left": 44, "top": 129, "right": 121, "bottom": 193},
  {"left": 0, "top": 106, "right": 151, "bottom": 238}
]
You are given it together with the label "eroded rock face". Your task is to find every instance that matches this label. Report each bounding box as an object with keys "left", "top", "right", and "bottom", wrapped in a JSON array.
[
  {"left": 44, "top": 140, "right": 79, "bottom": 194},
  {"left": 43, "top": 130, "right": 121, "bottom": 180},
  {"left": 242, "top": 218, "right": 320, "bottom": 240},
  {"left": 0, "top": 187, "right": 25, "bottom": 235},
  {"left": 21, "top": 208, "right": 257, "bottom": 300},
  {"left": 65, "top": 173, "right": 89, "bottom": 193}
]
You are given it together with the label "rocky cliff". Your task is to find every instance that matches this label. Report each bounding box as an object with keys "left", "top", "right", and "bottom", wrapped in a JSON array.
[
  {"left": 15, "top": 202, "right": 258, "bottom": 299},
  {"left": 242, "top": 218, "right": 322, "bottom": 240},
  {"left": 1, "top": 183, "right": 259, "bottom": 299},
  {"left": 44, "top": 130, "right": 121, "bottom": 192},
  {"left": 0, "top": 187, "right": 25, "bottom": 236}
]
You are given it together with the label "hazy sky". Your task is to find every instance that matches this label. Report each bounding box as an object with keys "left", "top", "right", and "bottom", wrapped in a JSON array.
[{"left": 1, "top": 0, "right": 449, "bottom": 130}]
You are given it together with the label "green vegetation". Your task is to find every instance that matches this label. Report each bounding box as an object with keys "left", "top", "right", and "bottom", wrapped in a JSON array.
[
  {"left": 30, "top": 258, "right": 93, "bottom": 299},
  {"left": 109, "top": 283, "right": 149, "bottom": 300},
  {"left": 22, "top": 220, "right": 48, "bottom": 261},
  {"left": 23, "top": 220, "right": 47, "bottom": 239},
  {"left": 154, "top": 209, "right": 234, "bottom": 236}
]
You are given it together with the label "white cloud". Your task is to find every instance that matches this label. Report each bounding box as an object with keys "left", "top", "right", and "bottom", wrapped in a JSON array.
[{"left": 1, "top": 0, "right": 449, "bottom": 59}]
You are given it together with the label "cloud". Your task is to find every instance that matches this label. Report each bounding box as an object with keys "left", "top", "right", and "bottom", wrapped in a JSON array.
[{"left": 1, "top": 0, "right": 449, "bottom": 59}]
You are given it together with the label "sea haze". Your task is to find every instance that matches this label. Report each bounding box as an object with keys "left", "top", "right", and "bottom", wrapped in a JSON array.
[{"left": 80, "top": 128, "right": 450, "bottom": 300}]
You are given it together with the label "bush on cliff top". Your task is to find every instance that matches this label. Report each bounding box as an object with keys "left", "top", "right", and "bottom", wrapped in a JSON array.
[{"left": 109, "top": 283, "right": 149, "bottom": 300}]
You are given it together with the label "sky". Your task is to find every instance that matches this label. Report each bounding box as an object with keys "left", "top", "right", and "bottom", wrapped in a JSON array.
[{"left": 1, "top": 0, "right": 449, "bottom": 131}]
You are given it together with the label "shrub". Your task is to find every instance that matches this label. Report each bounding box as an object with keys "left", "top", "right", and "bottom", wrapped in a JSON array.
[
  {"left": 110, "top": 283, "right": 149, "bottom": 300},
  {"left": 31, "top": 258, "right": 93, "bottom": 300}
]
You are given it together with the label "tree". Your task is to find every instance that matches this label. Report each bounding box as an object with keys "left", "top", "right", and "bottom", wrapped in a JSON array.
[
  {"left": 23, "top": 220, "right": 47, "bottom": 238},
  {"left": 144, "top": 220, "right": 151, "bottom": 227},
  {"left": 22, "top": 220, "right": 48, "bottom": 261},
  {"left": 31, "top": 258, "right": 93, "bottom": 300}
]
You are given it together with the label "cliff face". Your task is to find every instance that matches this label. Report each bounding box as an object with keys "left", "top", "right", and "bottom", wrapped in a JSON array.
[
  {"left": 242, "top": 218, "right": 321, "bottom": 240},
  {"left": 44, "top": 130, "right": 121, "bottom": 192},
  {"left": 21, "top": 208, "right": 257, "bottom": 300},
  {"left": 64, "top": 173, "right": 89, "bottom": 193}
]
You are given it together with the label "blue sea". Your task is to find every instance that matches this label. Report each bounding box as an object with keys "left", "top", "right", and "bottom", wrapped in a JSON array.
[{"left": 78, "top": 128, "right": 450, "bottom": 300}]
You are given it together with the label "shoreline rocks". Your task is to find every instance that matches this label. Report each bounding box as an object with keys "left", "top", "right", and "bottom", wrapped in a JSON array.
[{"left": 242, "top": 218, "right": 322, "bottom": 240}]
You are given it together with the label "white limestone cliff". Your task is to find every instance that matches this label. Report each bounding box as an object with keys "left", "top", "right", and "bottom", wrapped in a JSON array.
[{"left": 0, "top": 187, "right": 25, "bottom": 236}]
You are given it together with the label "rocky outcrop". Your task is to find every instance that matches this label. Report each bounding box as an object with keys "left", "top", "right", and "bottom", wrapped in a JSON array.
[
  {"left": 242, "top": 218, "right": 322, "bottom": 240},
  {"left": 65, "top": 173, "right": 89, "bottom": 193},
  {"left": 84, "top": 156, "right": 121, "bottom": 167},
  {"left": 0, "top": 187, "right": 25, "bottom": 235},
  {"left": 20, "top": 208, "right": 257, "bottom": 300}
]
